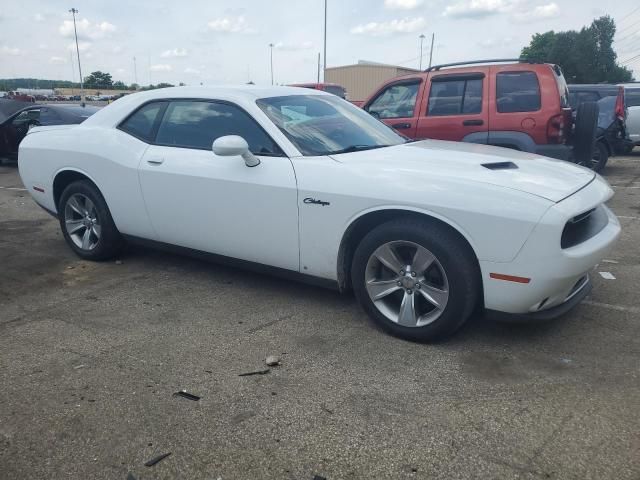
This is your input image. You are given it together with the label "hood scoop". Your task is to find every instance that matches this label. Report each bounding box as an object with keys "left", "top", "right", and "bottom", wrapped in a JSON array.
[{"left": 482, "top": 161, "right": 518, "bottom": 170}]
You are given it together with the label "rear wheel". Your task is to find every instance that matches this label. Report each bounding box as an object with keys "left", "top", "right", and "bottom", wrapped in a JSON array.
[
  {"left": 351, "top": 219, "right": 480, "bottom": 341},
  {"left": 58, "top": 180, "right": 123, "bottom": 260}
]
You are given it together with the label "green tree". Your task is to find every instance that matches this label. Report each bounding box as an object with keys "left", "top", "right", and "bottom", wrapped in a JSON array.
[
  {"left": 521, "top": 16, "right": 633, "bottom": 83},
  {"left": 112, "top": 80, "right": 127, "bottom": 90},
  {"left": 84, "top": 71, "right": 114, "bottom": 88}
]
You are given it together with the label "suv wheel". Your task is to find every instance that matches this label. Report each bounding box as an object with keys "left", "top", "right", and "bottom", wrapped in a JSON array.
[
  {"left": 351, "top": 219, "right": 479, "bottom": 342},
  {"left": 591, "top": 141, "right": 609, "bottom": 173}
]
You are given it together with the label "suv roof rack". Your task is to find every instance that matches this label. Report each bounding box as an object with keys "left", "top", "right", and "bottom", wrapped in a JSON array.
[{"left": 425, "top": 58, "right": 541, "bottom": 72}]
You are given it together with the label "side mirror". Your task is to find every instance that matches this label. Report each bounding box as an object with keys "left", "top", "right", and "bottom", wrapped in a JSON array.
[{"left": 212, "top": 135, "right": 260, "bottom": 167}]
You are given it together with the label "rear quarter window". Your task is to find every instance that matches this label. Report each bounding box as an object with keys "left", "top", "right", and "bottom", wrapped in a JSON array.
[
  {"left": 496, "top": 71, "right": 541, "bottom": 113},
  {"left": 118, "top": 102, "right": 167, "bottom": 142}
]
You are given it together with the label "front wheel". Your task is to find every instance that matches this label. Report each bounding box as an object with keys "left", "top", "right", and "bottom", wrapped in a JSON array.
[
  {"left": 351, "top": 219, "right": 480, "bottom": 342},
  {"left": 58, "top": 180, "right": 123, "bottom": 260}
]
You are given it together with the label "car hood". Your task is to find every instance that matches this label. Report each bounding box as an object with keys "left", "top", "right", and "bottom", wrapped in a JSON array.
[{"left": 330, "top": 140, "right": 595, "bottom": 203}]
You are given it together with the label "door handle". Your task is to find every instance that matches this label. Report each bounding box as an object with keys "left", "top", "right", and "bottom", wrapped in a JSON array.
[
  {"left": 462, "top": 119, "right": 484, "bottom": 126},
  {"left": 146, "top": 157, "right": 164, "bottom": 165},
  {"left": 391, "top": 122, "right": 412, "bottom": 130}
]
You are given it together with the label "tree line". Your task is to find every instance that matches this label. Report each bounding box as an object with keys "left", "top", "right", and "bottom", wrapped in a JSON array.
[{"left": 521, "top": 16, "right": 634, "bottom": 83}]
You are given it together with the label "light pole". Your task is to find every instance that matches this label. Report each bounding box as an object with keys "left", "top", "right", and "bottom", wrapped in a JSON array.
[
  {"left": 428, "top": 33, "right": 435, "bottom": 69},
  {"left": 269, "top": 43, "right": 274, "bottom": 85},
  {"left": 323, "top": 0, "right": 327, "bottom": 81},
  {"left": 419, "top": 34, "right": 425, "bottom": 70},
  {"left": 69, "top": 8, "right": 84, "bottom": 104}
]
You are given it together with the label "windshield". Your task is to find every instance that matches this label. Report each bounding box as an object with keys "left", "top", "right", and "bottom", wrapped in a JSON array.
[{"left": 257, "top": 94, "right": 405, "bottom": 156}]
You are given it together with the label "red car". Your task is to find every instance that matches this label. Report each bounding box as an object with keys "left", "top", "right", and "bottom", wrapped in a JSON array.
[
  {"left": 362, "top": 59, "right": 597, "bottom": 164},
  {"left": 290, "top": 83, "right": 347, "bottom": 99},
  {"left": 6, "top": 91, "right": 35, "bottom": 103}
]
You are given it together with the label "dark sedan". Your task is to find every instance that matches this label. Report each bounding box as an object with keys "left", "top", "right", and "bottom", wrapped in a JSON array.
[{"left": 0, "top": 104, "right": 99, "bottom": 162}]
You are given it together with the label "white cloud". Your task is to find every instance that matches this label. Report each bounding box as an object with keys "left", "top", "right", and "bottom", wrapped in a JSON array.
[
  {"left": 513, "top": 3, "right": 559, "bottom": 21},
  {"left": 443, "top": 0, "right": 514, "bottom": 18},
  {"left": 49, "top": 56, "right": 67, "bottom": 64},
  {"left": 150, "top": 64, "right": 172, "bottom": 72},
  {"left": 351, "top": 17, "right": 427, "bottom": 36},
  {"left": 161, "top": 48, "right": 188, "bottom": 58},
  {"left": 207, "top": 16, "right": 254, "bottom": 33},
  {"left": 59, "top": 18, "right": 117, "bottom": 40},
  {"left": 184, "top": 67, "right": 201, "bottom": 74},
  {"left": 384, "top": 0, "right": 424, "bottom": 9},
  {"left": 34, "top": 13, "right": 45, "bottom": 22},
  {"left": 1, "top": 46, "right": 21, "bottom": 56},
  {"left": 274, "top": 41, "right": 314, "bottom": 51}
]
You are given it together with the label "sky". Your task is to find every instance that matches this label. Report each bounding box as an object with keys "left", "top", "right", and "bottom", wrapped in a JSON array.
[{"left": 0, "top": 0, "right": 638, "bottom": 86}]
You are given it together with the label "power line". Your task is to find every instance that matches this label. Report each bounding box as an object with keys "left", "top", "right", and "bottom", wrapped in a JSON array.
[
  {"left": 616, "top": 5, "right": 640, "bottom": 25},
  {"left": 618, "top": 18, "right": 640, "bottom": 35},
  {"left": 615, "top": 29, "right": 640, "bottom": 45},
  {"left": 621, "top": 53, "right": 640, "bottom": 65}
]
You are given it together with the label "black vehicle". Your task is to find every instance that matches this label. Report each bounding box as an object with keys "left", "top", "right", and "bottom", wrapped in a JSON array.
[
  {"left": 568, "top": 84, "right": 633, "bottom": 156},
  {"left": 587, "top": 96, "right": 626, "bottom": 172},
  {"left": 0, "top": 104, "right": 99, "bottom": 162}
]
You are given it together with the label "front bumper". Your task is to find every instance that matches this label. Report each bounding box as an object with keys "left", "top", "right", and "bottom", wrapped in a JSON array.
[{"left": 480, "top": 175, "right": 620, "bottom": 317}]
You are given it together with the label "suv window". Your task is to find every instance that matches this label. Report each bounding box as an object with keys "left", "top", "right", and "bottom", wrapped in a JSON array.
[
  {"left": 626, "top": 89, "right": 640, "bottom": 107},
  {"left": 496, "top": 72, "right": 541, "bottom": 113},
  {"left": 367, "top": 82, "right": 420, "bottom": 119},
  {"left": 155, "top": 100, "right": 282, "bottom": 155},
  {"left": 427, "top": 78, "right": 482, "bottom": 116},
  {"left": 40, "top": 108, "right": 61, "bottom": 125},
  {"left": 119, "top": 102, "right": 167, "bottom": 142}
]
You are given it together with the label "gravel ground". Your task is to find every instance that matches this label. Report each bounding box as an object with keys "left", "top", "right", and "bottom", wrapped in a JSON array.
[{"left": 1, "top": 153, "right": 639, "bottom": 480}]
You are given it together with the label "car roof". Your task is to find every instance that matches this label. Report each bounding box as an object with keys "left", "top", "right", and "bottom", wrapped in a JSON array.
[{"left": 81, "top": 85, "right": 331, "bottom": 127}]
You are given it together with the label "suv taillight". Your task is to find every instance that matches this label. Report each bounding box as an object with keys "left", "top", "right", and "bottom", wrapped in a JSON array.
[
  {"left": 615, "top": 86, "right": 625, "bottom": 121},
  {"left": 547, "top": 113, "right": 566, "bottom": 144}
]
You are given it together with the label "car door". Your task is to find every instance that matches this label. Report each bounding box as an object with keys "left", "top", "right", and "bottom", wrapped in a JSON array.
[
  {"left": 364, "top": 79, "right": 422, "bottom": 138},
  {"left": 7, "top": 108, "right": 40, "bottom": 158},
  {"left": 137, "top": 99, "right": 300, "bottom": 271},
  {"left": 415, "top": 71, "right": 488, "bottom": 142}
]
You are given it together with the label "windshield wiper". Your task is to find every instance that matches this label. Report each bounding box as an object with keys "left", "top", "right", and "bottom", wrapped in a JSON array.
[{"left": 326, "top": 144, "right": 387, "bottom": 155}]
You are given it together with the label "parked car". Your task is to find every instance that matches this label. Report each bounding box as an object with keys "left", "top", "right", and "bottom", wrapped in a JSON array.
[
  {"left": 361, "top": 59, "right": 598, "bottom": 165},
  {"left": 289, "top": 83, "right": 347, "bottom": 99},
  {"left": 620, "top": 84, "right": 640, "bottom": 151},
  {"left": 18, "top": 86, "right": 620, "bottom": 341},
  {"left": 568, "top": 84, "right": 632, "bottom": 155},
  {"left": 7, "top": 91, "right": 35, "bottom": 102},
  {"left": 0, "top": 104, "right": 99, "bottom": 162},
  {"left": 588, "top": 96, "right": 626, "bottom": 171}
]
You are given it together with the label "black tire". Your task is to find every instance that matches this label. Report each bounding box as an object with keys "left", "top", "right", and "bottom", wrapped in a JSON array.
[
  {"left": 591, "top": 141, "right": 609, "bottom": 173},
  {"left": 58, "top": 180, "right": 123, "bottom": 260},
  {"left": 573, "top": 101, "right": 599, "bottom": 165},
  {"left": 351, "top": 218, "right": 480, "bottom": 342}
]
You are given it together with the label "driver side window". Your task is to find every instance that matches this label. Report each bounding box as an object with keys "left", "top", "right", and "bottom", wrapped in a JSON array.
[
  {"left": 12, "top": 109, "right": 40, "bottom": 126},
  {"left": 367, "top": 82, "right": 420, "bottom": 119}
]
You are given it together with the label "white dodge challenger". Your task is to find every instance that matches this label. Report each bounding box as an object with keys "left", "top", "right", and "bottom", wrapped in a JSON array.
[{"left": 18, "top": 86, "right": 621, "bottom": 341}]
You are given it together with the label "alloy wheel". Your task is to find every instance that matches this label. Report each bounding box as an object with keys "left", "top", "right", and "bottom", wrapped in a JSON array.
[
  {"left": 64, "top": 193, "right": 101, "bottom": 251},
  {"left": 364, "top": 240, "right": 449, "bottom": 327}
]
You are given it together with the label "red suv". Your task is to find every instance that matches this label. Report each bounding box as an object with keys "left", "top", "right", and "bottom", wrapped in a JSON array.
[{"left": 362, "top": 59, "right": 595, "bottom": 163}]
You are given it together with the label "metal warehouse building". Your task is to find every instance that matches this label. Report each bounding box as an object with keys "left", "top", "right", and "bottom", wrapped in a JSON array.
[{"left": 325, "top": 61, "right": 419, "bottom": 103}]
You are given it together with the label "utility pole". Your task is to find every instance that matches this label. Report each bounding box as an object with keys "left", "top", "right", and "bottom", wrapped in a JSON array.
[
  {"left": 428, "top": 33, "right": 435, "bottom": 69},
  {"left": 133, "top": 57, "right": 138, "bottom": 87},
  {"left": 419, "top": 34, "right": 425, "bottom": 70},
  {"left": 317, "top": 52, "right": 321, "bottom": 83},
  {"left": 323, "top": 0, "right": 327, "bottom": 81},
  {"left": 269, "top": 43, "right": 275, "bottom": 85},
  {"left": 69, "top": 8, "right": 84, "bottom": 104}
]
